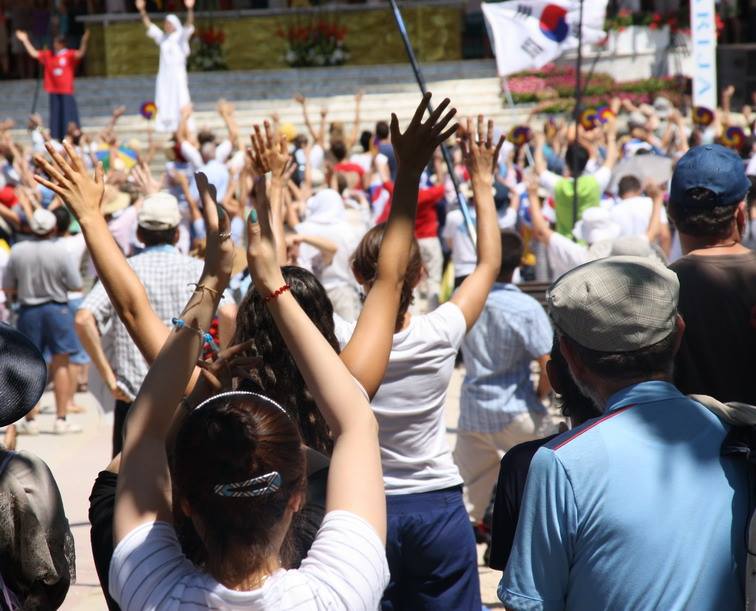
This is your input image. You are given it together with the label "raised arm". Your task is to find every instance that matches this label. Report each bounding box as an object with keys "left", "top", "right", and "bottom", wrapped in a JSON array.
[
  {"left": 249, "top": 121, "right": 292, "bottom": 265},
  {"left": 450, "top": 116, "right": 504, "bottom": 330},
  {"left": 526, "top": 172, "right": 553, "bottom": 245},
  {"left": 135, "top": 0, "right": 153, "bottom": 29},
  {"left": 14, "top": 31, "right": 38, "bottom": 59},
  {"left": 75, "top": 29, "right": 90, "bottom": 60},
  {"left": 346, "top": 90, "right": 364, "bottom": 151},
  {"left": 184, "top": 0, "right": 195, "bottom": 28},
  {"left": 294, "top": 93, "right": 318, "bottom": 144},
  {"left": 115, "top": 193, "right": 232, "bottom": 540},
  {"left": 340, "top": 93, "right": 458, "bottom": 396},
  {"left": 602, "top": 114, "right": 618, "bottom": 171},
  {"left": 218, "top": 99, "right": 239, "bottom": 148},
  {"left": 34, "top": 143, "right": 230, "bottom": 376},
  {"left": 246, "top": 177, "right": 386, "bottom": 541}
]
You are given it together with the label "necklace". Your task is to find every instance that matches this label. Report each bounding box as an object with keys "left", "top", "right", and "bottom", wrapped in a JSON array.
[{"left": 696, "top": 241, "right": 739, "bottom": 250}]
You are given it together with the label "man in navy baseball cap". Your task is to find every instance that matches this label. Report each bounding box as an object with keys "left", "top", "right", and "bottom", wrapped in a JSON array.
[
  {"left": 669, "top": 144, "right": 750, "bottom": 208},
  {"left": 667, "top": 144, "right": 756, "bottom": 404}
]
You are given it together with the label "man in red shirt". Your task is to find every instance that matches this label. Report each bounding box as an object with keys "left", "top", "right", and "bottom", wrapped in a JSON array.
[{"left": 15, "top": 30, "right": 89, "bottom": 141}]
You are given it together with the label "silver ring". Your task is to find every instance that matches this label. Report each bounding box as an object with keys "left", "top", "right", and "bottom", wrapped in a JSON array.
[{"left": 218, "top": 232, "right": 232, "bottom": 241}]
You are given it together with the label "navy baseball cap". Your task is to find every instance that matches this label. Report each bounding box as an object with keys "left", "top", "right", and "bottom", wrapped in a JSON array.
[{"left": 670, "top": 144, "right": 750, "bottom": 208}]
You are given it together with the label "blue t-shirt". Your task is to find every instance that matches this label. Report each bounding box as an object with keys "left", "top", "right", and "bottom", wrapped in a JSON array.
[{"left": 500, "top": 380, "right": 747, "bottom": 610}]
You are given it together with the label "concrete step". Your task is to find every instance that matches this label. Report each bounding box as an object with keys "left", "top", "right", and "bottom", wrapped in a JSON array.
[{"left": 1, "top": 59, "right": 541, "bottom": 174}]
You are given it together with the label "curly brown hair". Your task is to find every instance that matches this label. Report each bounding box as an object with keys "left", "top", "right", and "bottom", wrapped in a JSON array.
[{"left": 232, "top": 266, "right": 337, "bottom": 456}]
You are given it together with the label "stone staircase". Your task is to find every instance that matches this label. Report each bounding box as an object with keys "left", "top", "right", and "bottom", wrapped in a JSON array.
[{"left": 0, "top": 59, "right": 537, "bottom": 170}]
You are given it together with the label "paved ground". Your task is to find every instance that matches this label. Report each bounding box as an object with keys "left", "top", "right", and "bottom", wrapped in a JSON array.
[{"left": 13, "top": 367, "right": 504, "bottom": 610}]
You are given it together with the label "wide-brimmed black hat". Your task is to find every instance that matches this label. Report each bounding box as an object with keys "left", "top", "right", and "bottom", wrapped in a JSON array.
[{"left": 0, "top": 323, "right": 47, "bottom": 426}]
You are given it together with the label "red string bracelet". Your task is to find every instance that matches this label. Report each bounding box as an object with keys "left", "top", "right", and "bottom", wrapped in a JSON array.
[{"left": 264, "top": 284, "right": 291, "bottom": 304}]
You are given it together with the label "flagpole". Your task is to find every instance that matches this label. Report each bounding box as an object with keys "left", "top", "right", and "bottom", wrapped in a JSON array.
[
  {"left": 571, "top": 0, "right": 585, "bottom": 238},
  {"left": 388, "top": 0, "right": 477, "bottom": 247}
]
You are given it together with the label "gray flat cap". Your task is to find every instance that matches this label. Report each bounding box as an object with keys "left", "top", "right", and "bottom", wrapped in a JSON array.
[{"left": 547, "top": 256, "right": 679, "bottom": 352}]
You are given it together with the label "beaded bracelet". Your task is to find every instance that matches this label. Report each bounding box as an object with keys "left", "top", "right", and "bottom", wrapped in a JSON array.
[
  {"left": 171, "top": 317, "right": 220, "bottom": 352},
  {"left": 263, "top": 284, "right": 291, "bottom": 304}
]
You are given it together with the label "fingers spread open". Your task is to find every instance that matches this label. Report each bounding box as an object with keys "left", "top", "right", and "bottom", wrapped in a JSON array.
[
  {"left": 410, "top": 92, "right": 432, "bottom": 128},
  {"left": 476, "top": 115, "right": 484, "bottom": 146},
  {"left": 486, "top": 119, "right": 494, "bottom": 149},
  {"left": 431, "top": 107, "right": 457, "bottom": 139},
  {"left": 34, "top": 155, "right": 68, "bottom": 187},
  {"left": 427, "top": 97, "right": 451, "bottom": 126}
]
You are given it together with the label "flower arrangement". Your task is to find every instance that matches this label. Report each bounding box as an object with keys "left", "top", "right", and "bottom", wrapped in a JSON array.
[
  {"left": 506, "top": 64, "right": 681, "bottom": 113},
  {"left": 188, "top": 26, "right": 228, "bottom": 72},
  {"left": 604, "top": 8, "right": 726, "bottom": 38},
  {"left": 278, "top": 20, "right": 349, "bottom": 68}
]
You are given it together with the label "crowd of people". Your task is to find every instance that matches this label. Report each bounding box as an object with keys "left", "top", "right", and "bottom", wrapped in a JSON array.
[{"left": 0, "top": 42, "right": 756, "bottom": 607}]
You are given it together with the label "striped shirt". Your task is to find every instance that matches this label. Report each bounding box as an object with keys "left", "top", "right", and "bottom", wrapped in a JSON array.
[
  {"left": 109, "top": 511, "right": 389, "bottom": 610},
  {"left": 460, "top": 283, "right": 553, "bottom": 433}
]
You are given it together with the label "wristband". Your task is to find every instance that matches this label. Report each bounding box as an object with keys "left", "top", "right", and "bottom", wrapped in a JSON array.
[{"left": 263, "top": 284, "right": 291, "bottom": 304}]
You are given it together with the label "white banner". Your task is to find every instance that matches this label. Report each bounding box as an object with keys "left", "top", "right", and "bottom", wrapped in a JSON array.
[
  {"left": 690, "top": 0, "right": 717, "bottom": 109},
  {"left": 482, "top": 0, "right": 608, "bottom": 76}
]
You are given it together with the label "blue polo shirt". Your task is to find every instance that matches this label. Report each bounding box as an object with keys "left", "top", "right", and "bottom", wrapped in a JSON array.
[{"left": 499, "top": 380, "right": 747, "bottom": 610}]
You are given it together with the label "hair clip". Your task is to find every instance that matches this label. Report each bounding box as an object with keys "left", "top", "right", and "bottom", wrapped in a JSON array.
[{"left": 213, "top": 471, "right": 282, "bottom": 498}]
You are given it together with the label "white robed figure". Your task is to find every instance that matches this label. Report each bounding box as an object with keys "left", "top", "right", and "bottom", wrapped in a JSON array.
[{"left": 136, "top": 0, "right": 195, "bottom": 133}]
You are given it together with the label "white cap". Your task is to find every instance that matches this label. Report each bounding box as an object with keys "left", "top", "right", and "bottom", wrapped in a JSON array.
[
  {"left": 573, "top": 207, "right": 621, "bottom": 245},
  {"left": 138, "top": 192, "right": 181, "bottom": 230},
  {"left": 29, "top": 208, "right": 56, "bottom": 236}
]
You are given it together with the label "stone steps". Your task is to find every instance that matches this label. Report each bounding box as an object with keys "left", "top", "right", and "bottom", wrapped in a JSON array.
[{"left": 1, "top": 59, "right": 539, "bottom": 172}]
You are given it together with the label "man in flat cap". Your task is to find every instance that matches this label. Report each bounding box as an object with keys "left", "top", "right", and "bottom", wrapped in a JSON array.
[
  {"left": 667, "top": 144, "right": 756, "bottom": 404},
  {"left": 498, "top": 256, "right": 748, "bottom": 610}
]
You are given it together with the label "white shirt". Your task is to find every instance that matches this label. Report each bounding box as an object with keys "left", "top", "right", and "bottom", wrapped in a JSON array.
[
  {"left": 109, "top": 511, "right": 389, "bottom": 611},
  {"left": 546, "top": 233, "right": 618, "bottom": 280},
  {"left": 442, "top": 208, "right": 476, "bottom": 278},
  {"left": 539, "top": 165, "right": 612, "bottom": 195},
  {"left": 609, "top": 195, "right": 667, "bottom": 238},
  {"left": 57, "top": 233, "right": 87, "bottom": 300},
  {"left": 338, "top": 302, "right": 467, "bottom": 494}
]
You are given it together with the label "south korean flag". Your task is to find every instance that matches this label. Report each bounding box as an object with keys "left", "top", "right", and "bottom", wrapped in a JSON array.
[{"left": 482, "top": 0, "right": 608, "bottom": 76}]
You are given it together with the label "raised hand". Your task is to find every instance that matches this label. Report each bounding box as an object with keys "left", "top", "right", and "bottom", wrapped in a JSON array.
[
  {"left": 32, "top": 141, "right": 105, "bottom": 224},
  {"left": 184, "top": 0, "right": 195, "bottom": 8},
  {"left": 294, "top": 93, "right": 306, "bottom": 105},
  {"left": 245, "top": 178, "right": 282, "bottom": 294},
  {"left": 15, "top": 30, "right": 28, "bottom": 42},
  {"left": 390, "top": 92, "right": 458, "bottom": 175},
  {"left": 135, "top": 0, "right": 146, "bottom": 12},
  {"left": 195, "top": 171, "right": 235, "bottom": 281},
  {"left": 457, "top": 115, "right": 505, "bottom": 183},
  {"left": 131, "top": 161, "right": 161, "bottom": 196},
  {"left": 249, "top": 121, "right": 292, "bottom": 179}
]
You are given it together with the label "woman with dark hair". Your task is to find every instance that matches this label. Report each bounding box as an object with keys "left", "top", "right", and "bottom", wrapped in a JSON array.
[
  {"left": 346, "top": 116, "right": 505, "bottom": 609},
  {"left": 105, "top": 168, "right": 390, "bottom": 609}
]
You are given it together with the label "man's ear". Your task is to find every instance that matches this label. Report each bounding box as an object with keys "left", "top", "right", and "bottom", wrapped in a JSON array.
[
  {"left": 558, "top": 335, "right": 585, "bottom": 384},
  {"left": 736, "top": 201, "right": 747, "bottom": 238},
  {"left": 672, "top": 314, "right": 685, "bottom": 355}
]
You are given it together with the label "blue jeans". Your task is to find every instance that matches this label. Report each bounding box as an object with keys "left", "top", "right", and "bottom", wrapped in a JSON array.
[
  {"left": 382, "top": 485, "right": 481, "bottom": 610},
  {"left": 17, "top": 302, "right": 78, "bottom": 356}
]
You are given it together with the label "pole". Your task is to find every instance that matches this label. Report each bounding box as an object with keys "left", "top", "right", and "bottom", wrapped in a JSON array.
[
  {"left": 570, "top": 0, "right": 585, "bottom": 239},
  {"left": 388, "top": 0, "right": 477, "bottom": 247}
]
